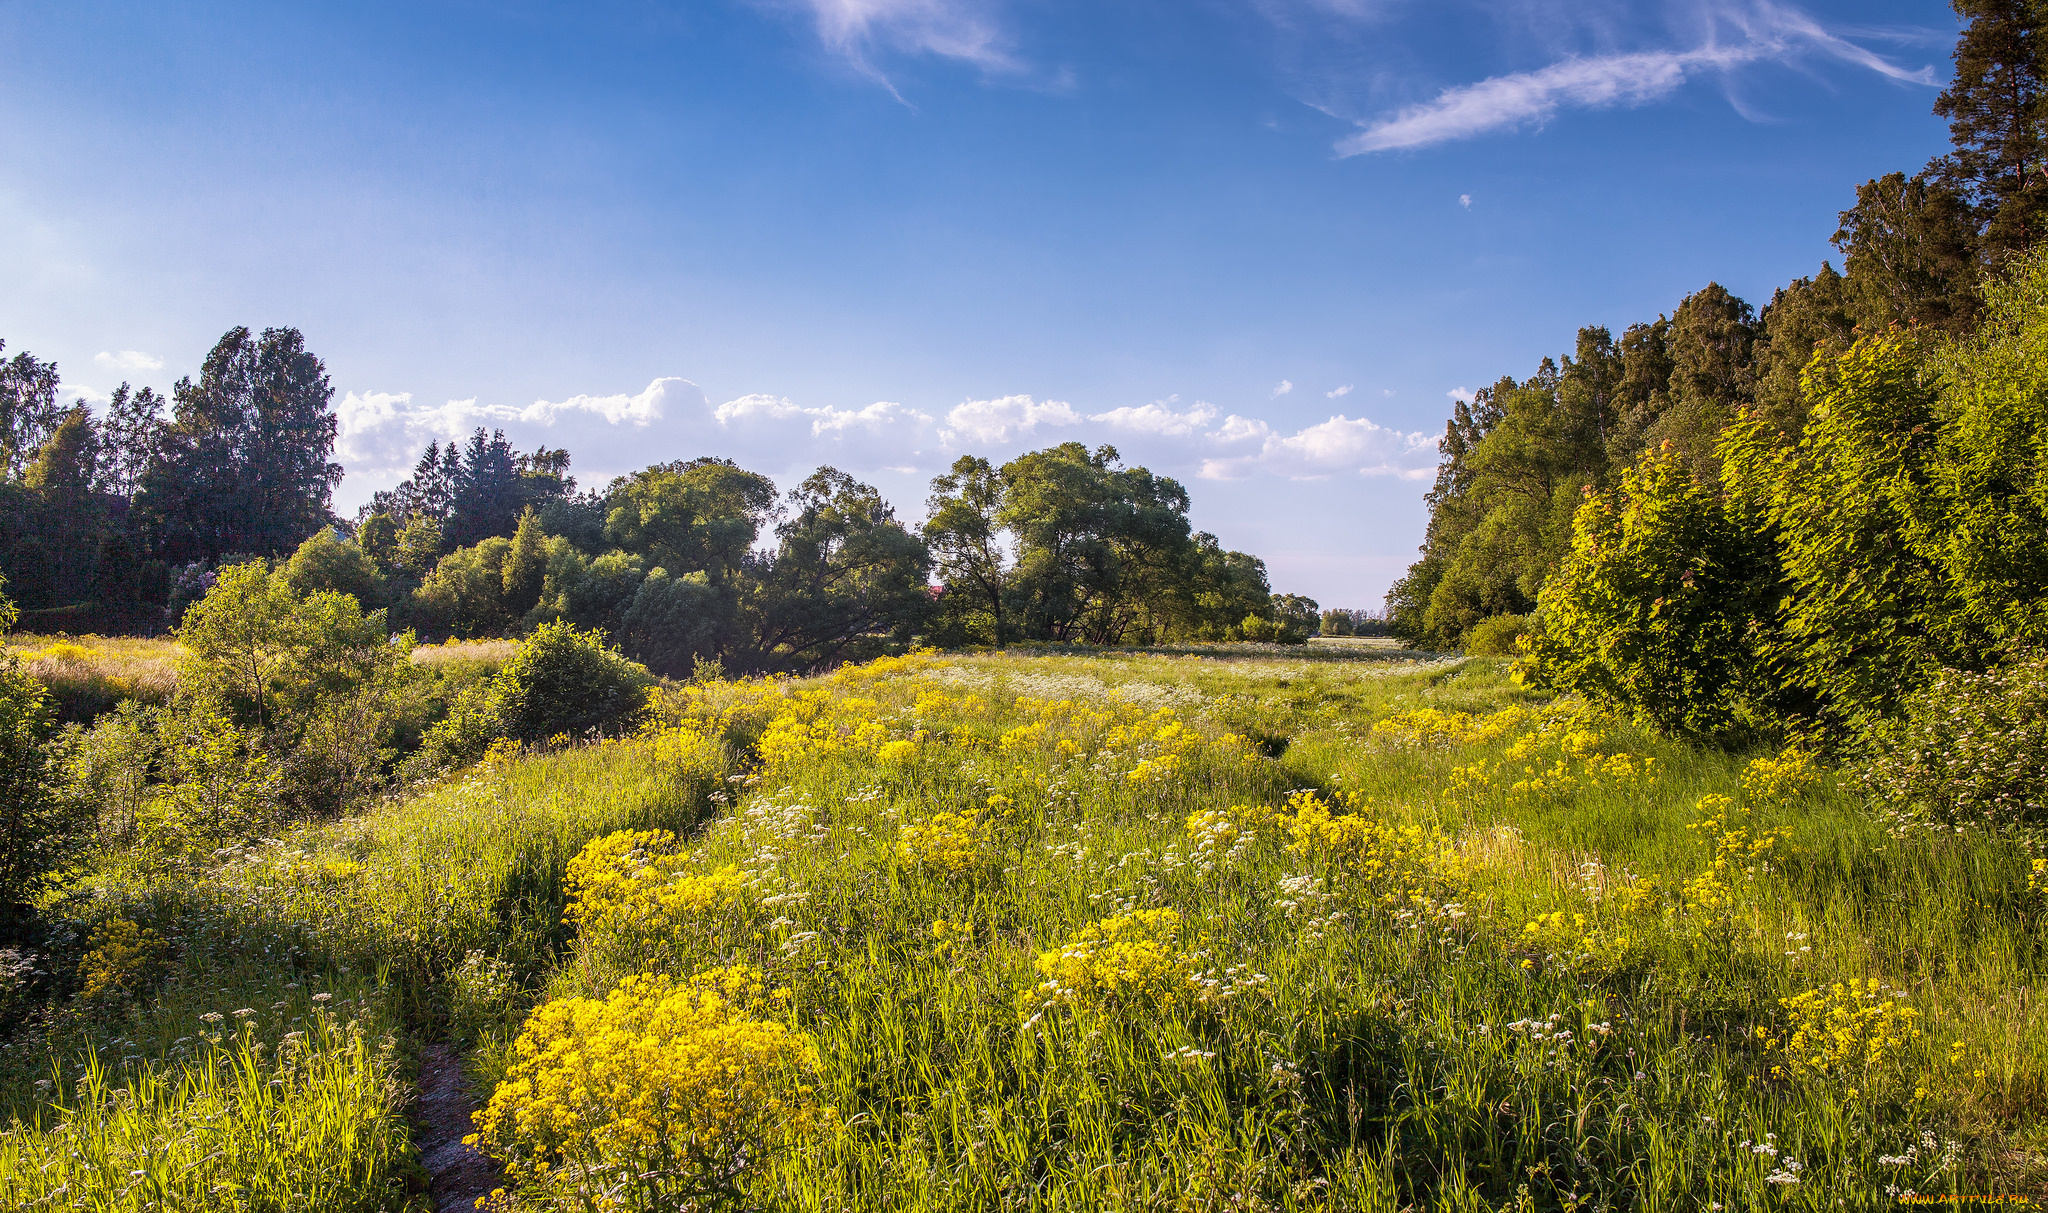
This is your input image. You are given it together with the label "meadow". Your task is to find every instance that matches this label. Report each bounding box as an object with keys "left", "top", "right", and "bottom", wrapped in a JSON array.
[{"left": 1, "top": 643, "right": 2042, "bottom": 1210}]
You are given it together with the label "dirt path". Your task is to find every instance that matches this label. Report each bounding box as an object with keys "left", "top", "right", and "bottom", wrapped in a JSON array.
[{"left": 414, "top": 1043, "right": 500, "bottom": 1212}]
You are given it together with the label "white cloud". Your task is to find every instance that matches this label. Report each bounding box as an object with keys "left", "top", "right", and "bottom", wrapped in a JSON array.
[
  {"left": 1200, "top": 414, "right": 1438, "bottom": 482},
  {"left": 1326, "top": 384, "right": 1354, "bottom": 398},
  {"left": 1272, "top": 379, "right": 1294, "bottom": 396},
  {"left": 715, "top": 393, "right": 933, "bottom": 437},
  {"left": 787, "top": 0, "right": 1013, "bottom": 77},
  {"left": 939, "top": 394, "right": 1082, "bottom": 444},
  {"left": 336, "top": 379, "right": 692, "bottom": 491},
  {"left": 1338, "top": 2, "right": 1934, "bottom": 154},
  {"left": 1459, "top": 194, "right": 1472, "bottom": 209},
  {"left": 94, "top": 349, "right": 162, "bottom": 373},
  {"left": 1209, "top": 414, "right": 1272, "bottom": 444},
  {"left": 1089, "top": 398, "right": 1217, "bottom": 437},
  {"left": 1447, "top": 386, "right": 1473, "bottom": 401}
]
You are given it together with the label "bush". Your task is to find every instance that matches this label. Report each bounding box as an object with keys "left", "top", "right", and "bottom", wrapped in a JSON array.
[
  {"left": 1862, "top": 651, "right": 2048, "bottom": 836},
  {"left": 1464, "top": 614, "right": 1529, "bottom": 657},
  {"left": 0, "top": 654, "right": 78, "bottom": 911},
  {"left": 1521, "top": 446, "right": 1778, "bottom": 740},
  {"left": 422, "top": 622, "right": 652, "bottom": 767},
  {"left": 282, "top": 527, "right": 384, "bottom": 608}
]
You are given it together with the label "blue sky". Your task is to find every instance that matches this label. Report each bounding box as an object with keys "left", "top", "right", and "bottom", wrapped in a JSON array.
[{"left": 1, "top": 0, "right": 1955, "bottom": 607}]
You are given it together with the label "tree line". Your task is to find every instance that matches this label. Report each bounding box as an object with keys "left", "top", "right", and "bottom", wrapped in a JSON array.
[
  {"left": 1398, "top": 1, "right": 2048, "bottom": 832},
  {"left": 0, "top": 333, "right": 1322, "bottom": 668},
  {"left": 1393, "top": 1, "right": 2048, "bottom": 654}
]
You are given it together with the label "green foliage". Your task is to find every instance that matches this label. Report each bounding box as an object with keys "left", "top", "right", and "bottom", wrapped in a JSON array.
[
  {"left": 176, "top": 561, "right": 405, "bottom": 734},
  {"left": 746, "top": 467, "right": 931, "bottom": 669},
  {"left": 415, "top": 536, "right": 514, "bottom": 638},
  {"left": 138, "top": 703, "right": 282, "bottom": 858},
  {"left": 1926, "top": 244, "right": 2048, "bottom": 649},
  {"left": 924, "top": 456, "right": 1008, "bottom": 644},
  {"left": 424, "top": 621, "right": 652, "bottom": 765},
  {"left": 1269, "top": 592, "right": 1319, "bottom": 644},
  {"left": 135, "top": 325, "right": 341, "bottom": 565},
  {"left": 618, "top": 567, "right": 730, "bottom": 677},
  {"left": 281, "top": 526, "right": 383, "bottom": 606},
  {"left": 0, "top": 654, "right": 76, "bottom": 907},
  {"left": 1463, "top": 613, "right": 1529, "bottom": 656},
  {"left": 1318, "top": 608, "right": 1355, "bottom": 637},
  {"left": 605, "top": 458, "right": 777, "bottom": 583},
  {"left": 1721, "top": 331, "right": 1959, "bottom": 736},
  {"left": 501, "top": 507, "right": 548, "bottom": 617},
  {"left": 0, "top": 1020, "right": 414, "bottom": 1213},
  {"left": 1863, "top": 651, "right": 2048, "bottom": 836},
  {"left": 1523, "top": 446, "right": 1777, "bottom": 739}
]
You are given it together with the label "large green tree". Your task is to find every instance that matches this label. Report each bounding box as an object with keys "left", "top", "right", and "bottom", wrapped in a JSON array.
[{"left": 137, "top": 326, "right": 343, "bottom": 563}]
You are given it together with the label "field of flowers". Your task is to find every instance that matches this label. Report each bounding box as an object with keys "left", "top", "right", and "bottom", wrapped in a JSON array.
[
  {"left": 471, "top": 649, "right": 2043, "bottom": 1209},
  {"left": 5, "top": 645, "right": 2044, "bottom": 1209}
]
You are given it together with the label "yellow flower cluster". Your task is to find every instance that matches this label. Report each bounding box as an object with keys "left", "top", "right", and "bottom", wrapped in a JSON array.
[
  {"left": 1742, "top": 746, "right": 1823, "bottom": 806},
  {"left": 565, "top": 830, "right": 749, "bottom": 957},
  {"left": 1677, "top": 796, "right": 1788, "bottom": 929},
  {"left": 77, "top": 918, "right": 169, "bottom": 1002},
  {"left": 643, "top": 679, "right": 791, "bottom": 751},
  {"left": 470, "top": 966, "right": 820, "bottom": 1209},
  {"left": 899, "top": 795, "right": 1009, "bottom": 877},
  {"left": 1757, "top": 979, "right": 1922, "bottom": 1082},
  {"left": 1446, "top": 710, "right": 1656, "bottom": 804},
  {"left": 1370, "top": 704, "right": 1532, "bottom": 749},
  {"left": 1024, "top": 909, "right": 1199, "bottom": 1017},
  {"left": 1517, "top": 910, "right": 1637, "bottom": 976},
  {"left": 1285, "top": 790, "right": 1466, "bottom": 906},
  {"left": 758, "top": 687, "right": 892, "bottom": 767}
]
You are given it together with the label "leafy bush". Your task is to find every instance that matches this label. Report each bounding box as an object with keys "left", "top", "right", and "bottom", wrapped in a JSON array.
[
  {"left": 0, "top": 653, "right": 80, "bottom": 911},
  {"left": 1464, "top": 613, "right": 1529, "bottom": 657},
  {"left": 281, "top": 527, "right": 384, "bottom": 608},
  {"left": 176, "top": 561, "right": 406, "bottom": 735},
  {"left": 423, "top": 622, "right": 653, "bottom": 768},
  {"left": 1521, "top": 445, "right": 1777, "bottom": 740},
  {"left": 1862, "top": 652, "right": 2048, "bottom": 836}
]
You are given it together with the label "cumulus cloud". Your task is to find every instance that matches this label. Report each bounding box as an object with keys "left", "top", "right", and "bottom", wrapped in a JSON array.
[
  {"left": 1447, "top": 386, "right": 1473, "bottom": 401},
  {"left": 715, "top": 393, "right": 933, "bottom": 437},
  {"left": 1273, "top": 379, "right": 1294, "bottom": 396},
  {"left": 1199, "top": 414, "right": 1438, "bottom": 482},
  {"left": 1089, "top": 398, "right": 1217, "bottom": 437},
  {"left": 939, "top": 394, "right": 1082, "bottom": 445},
  {"left": 94, "top": 349, "right": 162, "bottom": 373},
  {"left": 1459, "top": 194, "right": 1472, "bottom": 209},
  {"left": 336, "top": 379, "right": 692, "bottom": 490},
  {"left": 1326, "top": 384, "right": 1353, "bottom": 398},
  {"left": 1338, "top": 1, "right": 1934, "bottom": 154}
]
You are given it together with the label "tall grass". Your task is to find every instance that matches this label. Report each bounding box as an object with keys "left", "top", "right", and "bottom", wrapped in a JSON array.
[{"left": 0, "top": 1011, "right": 416, "bottom": 1213}]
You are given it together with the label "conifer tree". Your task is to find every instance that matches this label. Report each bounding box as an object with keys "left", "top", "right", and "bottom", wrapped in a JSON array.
[{"left": 1934, "top": 0, "right": 2048, "bottom": 256}]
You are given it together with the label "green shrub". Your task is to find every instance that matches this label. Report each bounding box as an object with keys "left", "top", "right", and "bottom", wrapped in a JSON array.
[
  {"left": 422, "top": 622, "right": 652, "bottom": 767},
  {"left": 1463, "top": 613, "right": 1529, "bottom": 657},
  {"left": 1522, "top": 445, "right": 1778, "bottom": 740},
  {"left": 0, "top": 655, "right": 79, "bottom": 910},
  {"left": 1862, "top": 651, "right": 2048, "bottom": 836},
  {"left": 281, "top": 527, "right": 384, "bottom": 608}
]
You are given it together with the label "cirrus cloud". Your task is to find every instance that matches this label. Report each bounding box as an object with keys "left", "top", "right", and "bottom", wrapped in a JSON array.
[{"left": 1337, "top": 1, "right": 1934, "bottom": 155}]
